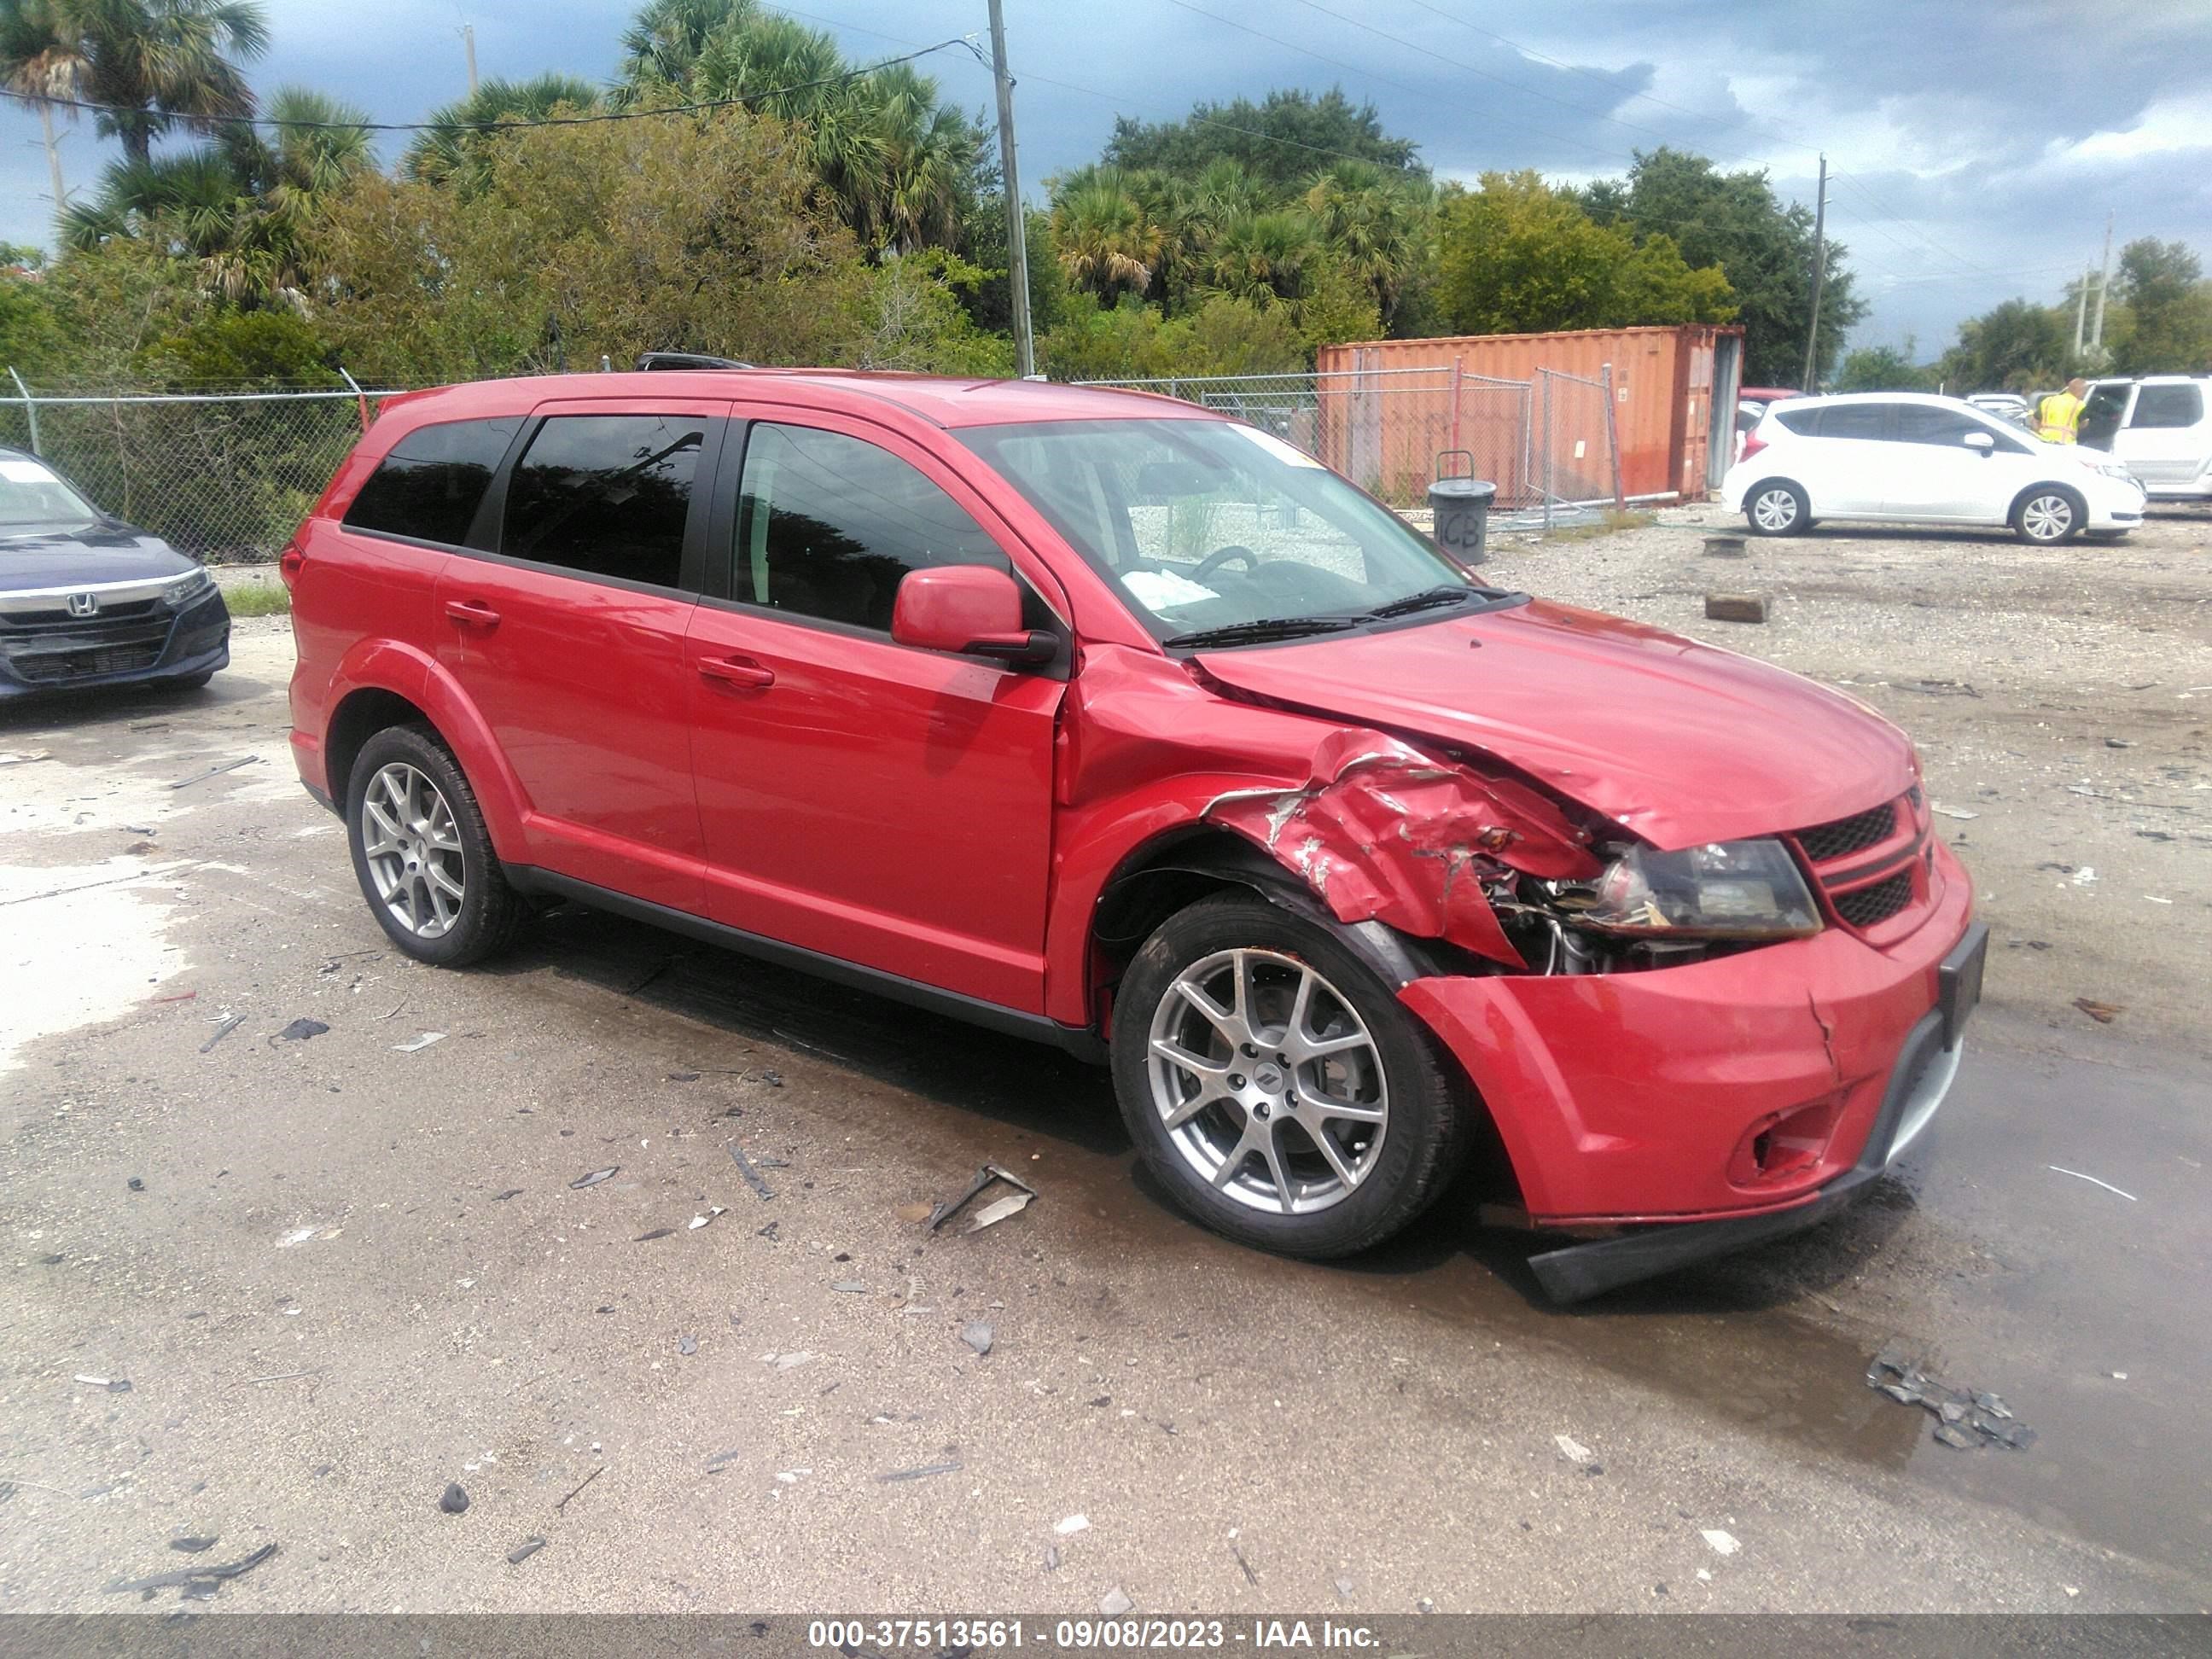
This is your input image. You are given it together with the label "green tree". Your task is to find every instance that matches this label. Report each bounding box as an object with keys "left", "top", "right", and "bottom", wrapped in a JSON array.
[
  {"left": 1834, "top": 341, "right": 1932, "bottom": 392},
  {"left": 1936, "top": 300, "right": 2073, "bottom": 392},
  {"left": 136, "top": 305, "right": 334, "bottom": 384},
  {"left": 1585, "top": 147, "right": 1861, "bottom": 386},
  {"left": 0, "top": 0, "right": 269, "bottom": 168},
  {"left": 1301, "top": 160, "right": 1429, "bottom": 330},
  {"left": 1201, "top": 208, "right": 1318, "bottom": 310},
  {"left": 1103, "top": 88, "right": 1422, "bottom": 192},
  {"left": 1051, "top": 172, "right": 1165, "bottom": 307},
  {"left": 401, "top": 73, "right": 602, "bottom": 190},
  {"left": 1435, "top": 171, "right": 1733, "bottom": 335},
  {"left": 2110, "top": 237, "right": 2212, "bottom": 374},
  {"left": 1037, "top": 292, "right": 1302, "bottom": 381}
]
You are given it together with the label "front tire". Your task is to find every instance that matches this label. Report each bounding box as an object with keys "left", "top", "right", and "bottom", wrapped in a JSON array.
[
  {"left": 346, "top": 724, "right": 527, "bottom": 967},
  {"left": 2014, "top": 486, "right": 2085, "bottom": 544},
  {"left": 1110, "top": 893, "right": 1475, "bottom": 1259},
  {"left": 1744, "top": 480, "right": 1810, "bottom": 536}
]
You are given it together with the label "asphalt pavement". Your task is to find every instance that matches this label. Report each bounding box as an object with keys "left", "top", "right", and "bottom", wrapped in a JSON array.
[{"left": 1, "top": 622, "right": 2206, "bottom": 1614}]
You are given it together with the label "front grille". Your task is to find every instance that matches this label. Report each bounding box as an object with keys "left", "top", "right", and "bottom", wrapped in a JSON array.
[
  {"left": 1833, "top": 870, "right": 1913, "bottom": 928},
  {"left": 1795, "top": 800, "right": 1898, "bottom": 862},
  {"left": 0, "top": 598, "right": 161, "bottom": 634},
  {"left": 3, "top": 619, "right": 172, "bottom": 683}
]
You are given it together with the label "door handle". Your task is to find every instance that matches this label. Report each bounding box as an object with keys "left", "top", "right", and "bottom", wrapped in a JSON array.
[
  {"left": 698, "top": 655, "right": 775, "bottom": 689},
  {"left": 445, "top": 598, "right": 501, "bottom": 628}
]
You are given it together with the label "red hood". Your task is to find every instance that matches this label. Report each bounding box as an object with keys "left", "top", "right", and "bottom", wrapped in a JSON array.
[{"left": 1195, "top": 599, "right": 1917, "bottom": 849}]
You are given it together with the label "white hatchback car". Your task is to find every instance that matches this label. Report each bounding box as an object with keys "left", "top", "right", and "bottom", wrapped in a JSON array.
[{"left": 1722, "top": 393, "right": 2148, "bottom": 544}]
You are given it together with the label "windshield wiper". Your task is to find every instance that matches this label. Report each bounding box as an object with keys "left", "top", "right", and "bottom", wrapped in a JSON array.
[
  {"left": 1161, "top": 615, "right": 1363, "bottom": 649},
  {"left": 1364, "top": 585, "right": 1483, "bottom": 620}
]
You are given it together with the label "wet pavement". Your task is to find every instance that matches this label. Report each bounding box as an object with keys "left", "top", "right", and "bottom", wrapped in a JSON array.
[{"left": 2, "top": 626, "right": 2208, "bottom": 1612}]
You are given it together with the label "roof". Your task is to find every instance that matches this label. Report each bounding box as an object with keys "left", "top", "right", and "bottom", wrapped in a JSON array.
[{"left": 377, "top": 370, "right": 1212, "bottom": 432}]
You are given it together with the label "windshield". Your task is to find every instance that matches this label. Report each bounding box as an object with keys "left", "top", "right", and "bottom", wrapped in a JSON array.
[
  {"left": 0, "top": 457, "right": 99, "bottom": 530},
  {"left": 958, "top": 417, "right": 1500, "bottom": 644}
]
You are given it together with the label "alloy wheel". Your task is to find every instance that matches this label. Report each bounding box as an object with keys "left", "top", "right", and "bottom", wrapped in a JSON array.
[
  {"left": 2021, "top": 493, "right": 2074, "bottom": 542},
  {"left": 1145, "top": 947, "right": 1389, "bottom": 1215},
  {"left": 360, "top": 761, "right": 466, "bottom": 939},
  {"left": 1752, "top": 487, "right": 1799, "bottom": 532}
]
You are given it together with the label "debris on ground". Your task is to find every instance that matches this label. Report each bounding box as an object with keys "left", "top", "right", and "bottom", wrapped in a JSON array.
[
  {"left": 2046, "top": 1166, "right": 2138, "bottom": 1202},
  {"left": 391, "top": 1032, "right": 445, "bottom": 1054},
  {"left": 1930, "top": 805, "right": 1980, "bottom": 820},
  {"left": 126, "top": 1177, "right": 145, "bottom": 1193},
  {"left": 894, "top": 1202, "right": 934, "bottom": 1224},
  {"left": 555, "top": 1467, "right": 604, "bottom": 1511},
  {"left": 927, "top": 1163, "right": 1039, "bottom": 1231},
  {"left": 439, "top": 1482, "right": 470, "bottom": 1514},
  {"left": 831, "top": 1281, "right": 866, "bottom": 1294},
  {"left": 169, "top": 1537, "right": 216, "bottom": 1553},
  {"left": 569, "top": 1167, "right": 619, "bottom": 1190},
  {"left": 1044, "top": 1545, "right": 1061, "bottom": 1571},
  {"left": 756, "top": 1220, "right": 781, "bottom": 1241},
  {"left": 167, "top": 755, "right": 259, "bottom": 790},
  {"left": 689, "top": 1208, "right": 724, "bottom": 1230},
  {"left": 1055, "top": 1514, "right": 1091, "bottom": 1536},
  {"left": 106, "top": 1540, "right": 276, "bottom": 1600},
  {"left": 200, "top": 1014, "right": 245, "bottom": 1053},
  {"left": 1231, "top": 1540, "right": 1258, "bottom": 1586},
  {"left": 1701, "top": 1529, "right": 1741, "bottom": 1557},
  {"left": 877, "top": 1461, "right": 961, "bottom": 1482},
  {"left": 2073, "top": 998, "right": 2125, "bottom": 1025},
  {"left": 1099, "top": 1588, "right": 1135, "bottom": 1616},
  {"left": 961, "top": 1322, "right": 994, "bottom": 1357},
  {"left": 507, "top": 1537, "right": 546, "bottom": 1564},
  {"left": 966, "top": 1191, "right": 1033, "bottom": 1233},
  {"left": 727, "top": 1142, "right": 777, "bottom": 1202},
  {"left": 634, "top": 1228, "right": 675, "bottom": 1243},
  {"left": 1334, "top": 1575, "right": 1355, "bottom": 1600},
  {"left": 73, "top": 1375, "right": 132, "bottom": 1393},
  {"left": 1703, "top": 592, "right": 1767, "bottom": 624},
  {"left": 495, "top": 1189, "right": 522, "bottom": 1202},
  {"left": 1553, "top": 1433, "right": 1592, "bottom": 1465},
  {"left": 1866, "top": 1348, "right": 2037, "bottom": 1450},
  {"left": 763, "top": 1351, "right": 813, "bottom": 1371},
  {"left": 271, "top": 1017, "right": 328, "bottom": 1045},
  {"left": 678, "top": 1336, "right": 697, "bottom": 1355}
]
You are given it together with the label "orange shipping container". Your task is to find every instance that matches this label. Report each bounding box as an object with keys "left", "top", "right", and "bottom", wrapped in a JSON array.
[{"left": 1315, "top": 324, "right": 1745, "bottom": 503}]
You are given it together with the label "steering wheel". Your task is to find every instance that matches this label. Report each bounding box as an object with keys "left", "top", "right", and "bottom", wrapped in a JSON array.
[{"left": 1193, "top": 544, "right": 1259, "bottom": 579}]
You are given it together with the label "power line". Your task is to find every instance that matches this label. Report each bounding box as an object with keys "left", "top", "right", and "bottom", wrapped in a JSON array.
[{"left": 9, "top": 38, "right": 984, "bottom": 136}]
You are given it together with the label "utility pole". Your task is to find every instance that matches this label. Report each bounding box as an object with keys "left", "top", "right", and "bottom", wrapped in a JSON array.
[
  {"left": 32, "top": 102, "right": 65, "bottom": 216},
  {"left": 2073, "top": 265, "right": 2090, "bottom": 355},
  {"left": 1800, "top": 152, "right": 1828, "bottom": 394},
  {"left": 2090, "top": 210, "right": 2114, "bottom": 352},
  {"left": 460, "top": 23, "right": 480, "bottom": 96},
  {"left": 987, "top": 0, "right": 1036, "bottom": 378}
]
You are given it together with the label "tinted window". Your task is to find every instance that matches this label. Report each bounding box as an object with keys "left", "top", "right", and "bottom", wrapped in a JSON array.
[
  {"left": 498, "top": 414, "right": 704, "bottom": 588},
  {"left": 2129, "top": 384, "right": 2204, "bottom": 428},
  {"left": 1817, "top": 404, "right": 1891, "bottom": 441},
  {"left": 342, "top": 417, "right": 519, "bottom": 546},
  {"left": 2079, "top": 384, "right": 2128, "bottom": 449},
  {"left": 735, "top": 424, "right": 1007, "bottom": 632},
  {"left": 1772, "top": 405, "right": 1819, "bottom": 436}
]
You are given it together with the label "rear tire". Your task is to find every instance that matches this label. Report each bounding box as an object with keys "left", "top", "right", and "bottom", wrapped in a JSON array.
[
  {"left": 1744, "top": 480, "right": 1810, "bottom": 536},
  {"left": 345, "top": 724, "right": 527, "bottom": 967},
  {"left": 1110, "top": 892, "right": 1475, "bottom": 1259},
  {"left": 2014, "top": 486, "right": 2085, "bottom": 544}
]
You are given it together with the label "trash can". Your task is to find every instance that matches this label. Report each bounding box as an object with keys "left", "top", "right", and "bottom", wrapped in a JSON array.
[{"left": 1427, "top": 451, "right": 1496, "bottom": 567}]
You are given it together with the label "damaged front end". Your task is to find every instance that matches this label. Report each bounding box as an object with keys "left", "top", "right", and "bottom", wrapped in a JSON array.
[{"left": 1201, "top": 731, "right": 1821, "bottom": 979}]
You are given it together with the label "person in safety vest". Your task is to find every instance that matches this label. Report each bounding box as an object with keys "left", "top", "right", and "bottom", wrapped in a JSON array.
[{"left": 2035, "top": 378, "right": 2088, "bottom": 443}]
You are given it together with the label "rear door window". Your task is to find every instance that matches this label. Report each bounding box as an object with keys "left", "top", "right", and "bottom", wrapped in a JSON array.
[
  {"left": 499, "top": 413, "right": 707, "bottom": 590},
  {"left": 2128, "top": 384, "right": 2204, "bottom": 428},
  {"left": 1815, "top": 404, "right": 1892, "bottom": 441},
  {"left": 733, "top": 422, "right": 1010, "bottom": 632},
  {"left": 342, "top": 417, "right": 520, "bottom": 546}
]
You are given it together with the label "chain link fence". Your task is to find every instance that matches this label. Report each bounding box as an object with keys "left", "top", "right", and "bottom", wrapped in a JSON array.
[
  {"left": 0, "top": 378, "right": 402, "bottom": 564},
  {"left": 1077, "top": 364, "right": 1628, "bottom": 527}
]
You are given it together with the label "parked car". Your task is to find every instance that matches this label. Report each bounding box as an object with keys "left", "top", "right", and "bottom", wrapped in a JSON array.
[
  {"left": 2080, "top": 375, "right": 2212, "bottom": 499},
  {"left": 0, "top": 446, "right": 230, "bottom": 699},
  {"left": 1733, "top": 399, "right": 1766, "bottom": 463},
  {"left": 286, "top": 371, "right": 1986, "bottom": 1301},
  {"left": 1738, "top": 385, "right": 1803, "bottom": 405},
  {"left": 1965, "top": 392, "right": 2032, "bottom": 429},
  {"left": 1724, "top": 392, "right": 2146, "bottom": 543}
]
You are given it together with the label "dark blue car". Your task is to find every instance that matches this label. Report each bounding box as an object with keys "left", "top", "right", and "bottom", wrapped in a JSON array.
[{"left": 0, "top": 447, "right": 230, "bottom": 698}]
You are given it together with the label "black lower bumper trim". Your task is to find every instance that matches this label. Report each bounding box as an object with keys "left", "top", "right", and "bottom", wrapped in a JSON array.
[{"left": 1524, "top": 929, "right": 1983, "bottom": 1304}]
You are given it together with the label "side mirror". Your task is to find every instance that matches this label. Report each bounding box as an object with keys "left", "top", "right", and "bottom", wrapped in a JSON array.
[
  {"left": 891, "top": 565, "right": 1057, "bottom": 667},
  {"left": 1962, "top": 431, "right": 1996, "bottom": 454}
]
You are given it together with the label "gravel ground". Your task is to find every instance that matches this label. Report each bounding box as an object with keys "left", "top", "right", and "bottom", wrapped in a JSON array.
[{"left": 1479, "top": 501, "right": 2212, "bottom": 1057}]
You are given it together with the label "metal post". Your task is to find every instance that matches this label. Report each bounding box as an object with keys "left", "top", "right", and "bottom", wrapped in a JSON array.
[
  {"left": 987, "top": 0, "right": 1035, "bottom": 380},
  {"left": 461, "top": 23, "right": 479, "bottom": 95},
  {"left": 336, "top": 367, "right": 370, "bottom": 435},
  {"left": 35, "top": 102, "right": 66, "bottom": 213},
  {"left": 2091, "top": 210, "right": 2114, "bottom": 352},
  {"left": 1447, "top": 354, "right": 1464, "bottom": 461},
  {"left": 1601, "top": 362, "right": 1624, "bottom": 512},
  {"left": 1801, "top": 152, "right": 1828, "bottom": 393},
  {"left": 1540, "top": 371, "right": 1554, "bottom": 531},
  {"left": 9, "top": 367, "right": 41, "bottom": 456},
  {"left": 2073, "top": 266, "right": 2090, "bottom": 356}
]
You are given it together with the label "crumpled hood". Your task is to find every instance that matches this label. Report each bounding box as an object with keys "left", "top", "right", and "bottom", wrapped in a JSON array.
[
  {"left": 1196, "top": 598, "right": 1917, "bottom": 849},
  {"left": 0, "top": 522, "right": 192, "bottom": 592}
]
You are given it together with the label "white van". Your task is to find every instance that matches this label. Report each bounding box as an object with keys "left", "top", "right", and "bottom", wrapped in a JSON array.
[{"left": 2081, "top": 376, "right": 2212, "bottom": 499}]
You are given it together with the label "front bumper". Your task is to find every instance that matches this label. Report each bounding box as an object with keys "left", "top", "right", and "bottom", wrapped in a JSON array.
[
  {"left": 0, "top": 589, "right": 230, "bottom": 698},
  {"left": 1400, "top": 843, "right": 1981, "bottom": 1295}
]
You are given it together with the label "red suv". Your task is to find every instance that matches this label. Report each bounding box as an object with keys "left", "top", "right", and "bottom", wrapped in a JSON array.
[{"left": 286, "top": 370, "right": 1986, "bottom": 1300}]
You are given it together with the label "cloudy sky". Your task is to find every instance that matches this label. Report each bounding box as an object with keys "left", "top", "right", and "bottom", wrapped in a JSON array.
[{"left": 3, "top": 0, "right": 2206, "bottom": 358}]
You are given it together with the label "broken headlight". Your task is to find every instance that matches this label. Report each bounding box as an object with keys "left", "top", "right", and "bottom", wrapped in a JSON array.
[{"left": 1577, "top": 839, "right": 1821, "bottom": 940}]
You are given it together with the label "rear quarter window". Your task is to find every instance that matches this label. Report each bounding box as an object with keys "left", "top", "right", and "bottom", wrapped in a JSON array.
[
  {"left": 2129, "top": 384, "right": 2204, "bottom": 428},
  {"left": 1772, "top": 406, "right": 1819, "bottom": 436},
  {"left": 342, "top": 417, "right": 521, "bottom": 547}
]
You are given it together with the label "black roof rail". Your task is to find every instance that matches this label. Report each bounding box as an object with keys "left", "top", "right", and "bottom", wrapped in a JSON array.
[{"left": 635, "top": 351, "right": 754, "bottom": 372}]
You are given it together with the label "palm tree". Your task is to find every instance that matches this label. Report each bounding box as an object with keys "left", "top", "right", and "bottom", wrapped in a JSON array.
[
  {"left": 1203, "top": 210, "right": 1320, "bottom": 310},
  {"left": 618, "top": 0, "right": 752, "bottom": 94},
  {"left": 1051, "top": 172, "right": 1164, "bottom": 307},
  {"left": 866, "top": 62, "right": 976, "bottom": 256},
  {"left": 402, "top": 73, "right": 602, "bottom": 190},
  {"left": 0, "top": 0, "right": 269, "bottom": 169},
  {"left": 1304, "top": 160, "right": 1429, "bottom": 327}
]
